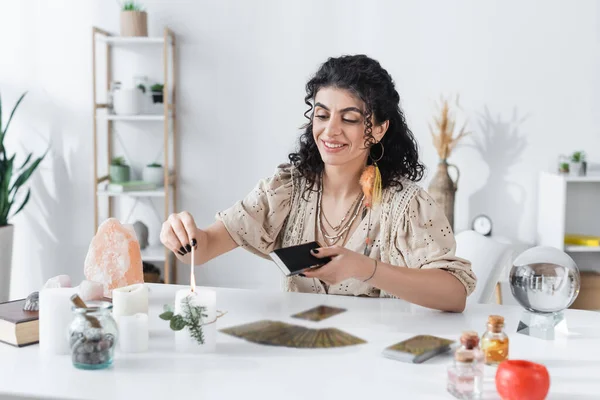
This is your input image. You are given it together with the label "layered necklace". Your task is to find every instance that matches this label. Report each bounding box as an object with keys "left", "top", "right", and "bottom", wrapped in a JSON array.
[{"left": 316, "top": 181, "right": 365, "bottom": 247}]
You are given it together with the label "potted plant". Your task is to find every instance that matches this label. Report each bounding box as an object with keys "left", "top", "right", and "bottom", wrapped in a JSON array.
[
  {"left": 120, "top": 1, "right": 148, "bottom": 37},
  {"left": 109, "top": 156, "right": 131, "bottom": 183},
  {"left": 570, "top": 151, "right": 586, "bottom": 177},
  {"left": 558, "top": 162, "right": 570, "bottom": 174},
  {"left": 142, "top": 162, "right": 165, "bottom": 186},
  {"left": 0, "top": 92, "right": 47, "bottom": 302},
  {"left": 111, "top": 81, "right": 144, "bottom": 115},
  {"left": 428, "top": 94, "right": 469, "bottom": 229},
  {"left": 151, "top": 83, "right": 164, "bottom": 104}
]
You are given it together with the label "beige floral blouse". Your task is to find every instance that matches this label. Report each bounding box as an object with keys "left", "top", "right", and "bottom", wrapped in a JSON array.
[{"left": 216, "top": 164, "right": 476, "bottom": 298}]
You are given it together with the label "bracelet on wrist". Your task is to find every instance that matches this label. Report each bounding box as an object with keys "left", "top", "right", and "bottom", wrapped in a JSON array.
[{"left": 363, "top": 259, "right": 378, "bottom": 282}]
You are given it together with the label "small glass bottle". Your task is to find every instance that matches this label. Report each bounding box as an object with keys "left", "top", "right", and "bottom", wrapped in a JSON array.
[
  {"left": 68, "top": 301, "right": 118, "bottom": 370},
  {"left": 447, "top": 331, "right": 484, "bottom": 399},
  {"left": 481, "top": 315, "right": 509, "bottom": 365}
]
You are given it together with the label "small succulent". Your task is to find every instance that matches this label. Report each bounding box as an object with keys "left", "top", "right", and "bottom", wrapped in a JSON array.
[
  {"left": 147, "top": 162, "right": 162, "bottom": 168},
  {"left": 111, "top": 156, "right": 127, "bottom": 166},
  {"left": 121, "top": 1, "right": 144, "bottom": 11},
  {"left": 571, "top": 151, "right": 585, "bottom": 163},
  {"left": 150, "top": 83, "right": 164, "bottom": 93}
]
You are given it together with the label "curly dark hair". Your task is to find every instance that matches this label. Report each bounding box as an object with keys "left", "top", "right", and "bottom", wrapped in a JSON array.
[{"left": 288, "top": 54, "right": 425, "bottom": 192}]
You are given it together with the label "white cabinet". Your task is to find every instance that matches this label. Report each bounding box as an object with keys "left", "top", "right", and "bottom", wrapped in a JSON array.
[{"left": 536, "top": 172, "right": 600, "bottom": 255}]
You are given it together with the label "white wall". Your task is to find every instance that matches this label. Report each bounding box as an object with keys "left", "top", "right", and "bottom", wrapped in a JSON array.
[{"left": 2, "top": 0, "right": 600, "bottom": 299}]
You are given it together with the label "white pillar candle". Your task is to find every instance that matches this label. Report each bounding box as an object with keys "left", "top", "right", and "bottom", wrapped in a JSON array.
[
  {"left": 112, "top": 283, "right": 148, "bottom": 321},
  {"left": 39, "top": 287, "right": 77, "bottom": 355},
  {"left": 118, "top": 313, "right": 149, "bottom": 353},
  {"left": 174, "top": 288, "right": 216, "bottom": 353}
]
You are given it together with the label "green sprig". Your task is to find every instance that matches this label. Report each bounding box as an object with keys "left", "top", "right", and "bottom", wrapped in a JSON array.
[{"left": 160, "top": 299, "right": 208, "bottom": 345}]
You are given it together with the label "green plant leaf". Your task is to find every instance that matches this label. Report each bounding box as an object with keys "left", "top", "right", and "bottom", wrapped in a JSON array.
[
  {"left": 18, "top": 153, "right": 32, "bottom": 170},
  {"left": 9, "top": 188, "right": 30, "bottom": 219},
  {"left": 0, "top": 92, "right": 3, "bottom": 139},
  {"left": 159, "top": 311, "right": 174, "bottom": 320},
  {"left": 1, "top": 92, "right": 27, "bottom": 145},
  {"left": 0, "top": 155, "right": 14, "bottom": 225},
  {"left": 170, "top": 314, "right": 186, "bottom": 331},
  {"left": 9, "top": 152, "right": 46, "bottom": 195}
]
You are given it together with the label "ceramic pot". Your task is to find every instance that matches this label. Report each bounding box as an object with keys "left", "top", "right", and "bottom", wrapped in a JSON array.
[
  {"left": 109, "top": 165, "right": 131, "bottom": 183},
  {"left": 142, "top": 166, "right": 164, "bottom": 186},
  {"left": 0, "top": 225, "right": 14, "bottom": 302},
  {"left": 120, "top": 11, "right": 148, "bottom": 37}
]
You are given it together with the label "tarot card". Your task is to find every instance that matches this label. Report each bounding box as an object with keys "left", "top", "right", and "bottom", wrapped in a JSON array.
[{"left": 291, "top": 305, "right": 347, "bottom": 322}]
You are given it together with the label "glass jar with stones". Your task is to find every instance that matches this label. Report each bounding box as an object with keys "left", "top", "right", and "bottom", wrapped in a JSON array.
[{"left": 68, "top": 301, "right": 118, "bottom": 370}]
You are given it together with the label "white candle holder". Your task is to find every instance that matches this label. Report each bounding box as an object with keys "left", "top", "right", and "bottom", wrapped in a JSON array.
[
  {"left": 160, "top": 288, "right": 224, "bottom": 353},
  {"left": 118, "top": 313, "right": 149, "bottom": 353},
  {"left": 112, "top": 283, "right": 149, "bottom": 322},
  {"left": 39, "top": 287, "right": 78, "bottom": 355}
]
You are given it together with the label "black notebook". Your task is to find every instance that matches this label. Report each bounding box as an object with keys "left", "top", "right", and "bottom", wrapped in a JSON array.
[{"left": 269, "top": 242, "right": 331, "bottom": 276}]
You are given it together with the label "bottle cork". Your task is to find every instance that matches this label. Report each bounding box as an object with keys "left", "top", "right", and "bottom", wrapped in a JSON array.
[
  {"left": 487, "top": 315, "right": 505, "bottom": 333},
  {"left": 460, "top": 331, "right": 480, "bottom": 349}
]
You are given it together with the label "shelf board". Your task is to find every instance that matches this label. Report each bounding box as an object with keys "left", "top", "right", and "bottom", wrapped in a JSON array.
[
  {"left": 565, "top": 176, "right": 600, "bottom": 183},
  {"left": 542, "top": 172, "right": 600, "bottom": 183},
  {"left": 97, "top": 188, "right": 168, "bottom": 197},
  {"left": 96, "top": 36, "right": 169, "bottom": 46},
  {"left": 565, "top": 245, "right": 600, "bottom": 253},
  {"left": 141, "top": 244, "right": 168, "bottom": 262},
  {"left": 99, "top": 114, "right": 166, "bottom": 121}
]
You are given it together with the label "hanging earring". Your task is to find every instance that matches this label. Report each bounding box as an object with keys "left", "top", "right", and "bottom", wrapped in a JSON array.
[
  {"left": 359, "top": 141, "right": 384, "bottom": 208},
  {"left": 359, "top": 140, "right": 384, "bottom": 255}
]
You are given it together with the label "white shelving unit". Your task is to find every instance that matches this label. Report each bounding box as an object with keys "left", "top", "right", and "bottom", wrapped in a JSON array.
[
  {"left": 537, "top": 171, "right": 600, "bottom": 254},
  {"left": 140, "top": 244, "right": 168, "bottom": 262},
  {"left": 100, "top": 114, "right": 166, "bottom": 121},
  {"left": 97, "top": 36, "right": 169, "bottom": 46},
  {"left": 92, "top": 26, "right": 178, "bottom": 283}
]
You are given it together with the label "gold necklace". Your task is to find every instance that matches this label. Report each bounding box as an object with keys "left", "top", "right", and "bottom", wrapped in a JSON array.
[
  {"left": 317, "top": 186, "right": 364, "bottom": 246},
  {"left": 321, "top": 192, "right": 363, "bottom": 231}
]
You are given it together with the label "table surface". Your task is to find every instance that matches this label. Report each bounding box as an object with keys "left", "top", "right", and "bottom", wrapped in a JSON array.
[{"left": 1, "top": 284, "right": 600, "bottom": 400}]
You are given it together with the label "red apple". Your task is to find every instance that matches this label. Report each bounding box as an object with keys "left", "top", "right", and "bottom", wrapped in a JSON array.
[{"left": 496, "top": 360, "right": 550, "bottom": 400}]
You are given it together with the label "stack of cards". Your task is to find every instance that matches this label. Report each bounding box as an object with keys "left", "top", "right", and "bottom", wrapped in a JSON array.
[
  {"left": 220, "top": 320, "right": 366, "bottom": 349},
  {"left": 382, "top": 335, "right": 456, "bottom": 363}
]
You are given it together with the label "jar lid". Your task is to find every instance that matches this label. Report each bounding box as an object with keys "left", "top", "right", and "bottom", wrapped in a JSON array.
[
  {"left": 460, "top": 331, "right": 480, "bottom": 349},
  {"left": 488, "top": 315, "right": 504, "bottom": 326}
]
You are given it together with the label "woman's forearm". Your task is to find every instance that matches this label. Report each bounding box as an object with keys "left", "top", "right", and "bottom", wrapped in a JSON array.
[
  {"left": 359, "top": 261, "right": 467, "bottom": 312},
  {"left": 175, "top": 221, "right": 238, "bottom": 265}
]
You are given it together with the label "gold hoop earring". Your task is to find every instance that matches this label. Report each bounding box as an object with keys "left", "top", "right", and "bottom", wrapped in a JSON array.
[{"left": 369, "top": 141, "right": 384, "bottom": 163}]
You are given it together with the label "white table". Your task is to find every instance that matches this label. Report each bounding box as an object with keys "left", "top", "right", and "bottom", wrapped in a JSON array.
[{"left": 1, "top": 284, "right": 600, "bottom": 400}]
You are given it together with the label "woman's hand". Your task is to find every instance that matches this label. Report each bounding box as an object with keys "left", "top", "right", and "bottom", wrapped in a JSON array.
[
  {"left": 302, "top": 245, "right": 377, "bottom": 285},
  {"left": 160, "top": 211, "right": 201, "bottom": 256}
]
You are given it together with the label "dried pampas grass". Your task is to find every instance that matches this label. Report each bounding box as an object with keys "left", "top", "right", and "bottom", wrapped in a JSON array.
[{"left": 429, "top": 94, "right": 470, "bottom": 160}]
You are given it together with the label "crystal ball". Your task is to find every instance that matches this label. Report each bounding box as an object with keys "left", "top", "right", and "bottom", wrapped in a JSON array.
[{"left": 509, "top": 246, "right": 580, "bottom": 314}]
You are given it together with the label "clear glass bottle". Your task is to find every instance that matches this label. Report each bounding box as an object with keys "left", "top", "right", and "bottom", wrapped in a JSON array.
[
  {"left": 447, "top": 331, "right": 484, "bottom": 399},
  {"left": 68, "top": 301, "right": 118, "bottom": 370},
  {"left": 481, "top": 315, "right": 509, "bottom": 365}
]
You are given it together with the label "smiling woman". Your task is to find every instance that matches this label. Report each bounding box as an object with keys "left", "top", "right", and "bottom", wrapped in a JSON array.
[{"left": 160, "top": 55, "right": 477, "bottom": 313}]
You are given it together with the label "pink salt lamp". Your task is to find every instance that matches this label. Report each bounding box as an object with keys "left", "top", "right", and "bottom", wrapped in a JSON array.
[
  {"left": 78, "top": 280, "right": 105, "bottom": 301},
  {"left": 84, "top": 218, "right": 144, "bottom": 298}
]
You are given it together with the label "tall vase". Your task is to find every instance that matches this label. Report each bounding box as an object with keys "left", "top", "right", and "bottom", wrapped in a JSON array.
[
  {"left": 0, "top": 225, "right": 14, "bottom": 302},
  {"left": 428, "top": 160, "right": 460, "bottom": 229}
]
